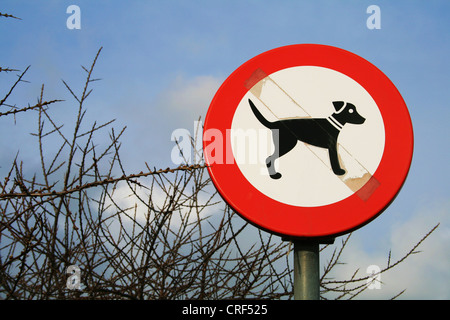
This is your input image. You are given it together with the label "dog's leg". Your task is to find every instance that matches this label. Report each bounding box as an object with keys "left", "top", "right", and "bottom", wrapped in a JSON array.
[
  {"left": 328, "top": 144, "right": 346, "bottom": 176},
  {"left": 266, "top": 131, "right": 297, "bottom": 179},
  {"left": 266, "top": 132, "right": 281, "bottom": 179},
  {"left": 266, "top": 156, "right": 281, "bottom": 179}
]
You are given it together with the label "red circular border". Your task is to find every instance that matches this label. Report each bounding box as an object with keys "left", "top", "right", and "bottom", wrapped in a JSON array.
[{"left": 203, "top": 44, "right": 413, "bottom": 238}]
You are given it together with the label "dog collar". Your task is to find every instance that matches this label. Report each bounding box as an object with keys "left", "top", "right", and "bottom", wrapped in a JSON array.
[{"left": 327, "top": 115, "right": 343, "bottom": 131}]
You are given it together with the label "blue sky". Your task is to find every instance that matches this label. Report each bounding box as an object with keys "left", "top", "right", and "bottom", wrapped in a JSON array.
[{"left": 1, "top": 1, "right": 449, "bottom": 299}]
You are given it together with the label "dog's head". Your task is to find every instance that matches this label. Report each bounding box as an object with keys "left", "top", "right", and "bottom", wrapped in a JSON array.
[{"left": 332, "top": 101, "right": 365, "bottom": 125}]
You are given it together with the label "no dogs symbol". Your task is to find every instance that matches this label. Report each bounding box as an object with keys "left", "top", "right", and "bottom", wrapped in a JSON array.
[{"left": 204, "top": 44, "right": 413, "bottom": 238}]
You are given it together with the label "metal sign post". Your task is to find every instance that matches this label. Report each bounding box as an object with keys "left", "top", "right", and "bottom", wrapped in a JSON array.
[
  {"left": 293, "top": 241, "right": 320, "bottom": 300},
  {"left": 288, "top": 237, "right": 333, "bottom": 300}
]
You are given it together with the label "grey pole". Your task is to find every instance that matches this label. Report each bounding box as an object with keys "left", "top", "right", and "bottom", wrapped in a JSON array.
[{"left": 293, "top": 240, "right": 320, "bottom": 300}]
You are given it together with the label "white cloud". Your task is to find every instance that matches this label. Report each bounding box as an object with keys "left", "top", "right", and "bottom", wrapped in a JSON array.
[
  {"left": 384, "top": 201, "right": 450, "bottom": 299},
  {"left": 321, "top": 200, "right": 450, "bottom": 299},
  {"left": 102, "top": 179, "right": 220, "bottom": 232},
  {"left": 157, "top": 74, "right": 223, "bottom": 125}
]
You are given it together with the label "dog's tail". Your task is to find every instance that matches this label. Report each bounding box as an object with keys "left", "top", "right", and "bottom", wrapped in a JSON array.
[{"left": 248, "top": 99, "right": 275, "bottom": 128}]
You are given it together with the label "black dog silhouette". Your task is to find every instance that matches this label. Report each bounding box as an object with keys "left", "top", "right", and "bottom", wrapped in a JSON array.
[{"left": 249, "top": 99, "right": 365, "bottom": 179}]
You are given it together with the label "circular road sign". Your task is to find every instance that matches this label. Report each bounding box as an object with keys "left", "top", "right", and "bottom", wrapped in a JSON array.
[{"left": 203, "top": 44, "right": 413, "bottom": 239}]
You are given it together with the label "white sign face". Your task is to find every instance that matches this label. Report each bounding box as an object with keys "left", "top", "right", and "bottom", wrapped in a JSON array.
[{"left": 230, "top": 66, "right": 385, "bottom": 207}]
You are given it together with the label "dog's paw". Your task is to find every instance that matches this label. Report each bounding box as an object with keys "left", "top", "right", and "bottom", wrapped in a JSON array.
[
  {"left": 269, "top": 172, "right": 282, "bottom": 179},
  {"left": 333, "top": 168, "right": 346, "bottom": 176}
]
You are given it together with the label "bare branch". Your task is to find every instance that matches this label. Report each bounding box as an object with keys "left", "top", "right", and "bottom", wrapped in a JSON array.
[{"left": 0, "top": 12, "right": 21, "bottom": 20}]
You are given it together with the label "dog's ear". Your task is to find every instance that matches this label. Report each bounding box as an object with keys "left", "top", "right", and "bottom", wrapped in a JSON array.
[{"left": 332, "top": 101, "right": 345, "bottom": 112}]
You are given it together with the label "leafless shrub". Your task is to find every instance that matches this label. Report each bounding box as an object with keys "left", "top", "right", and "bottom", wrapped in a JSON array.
[{"left": 0, "top": 46, "right": 294, "bottom": 300}]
